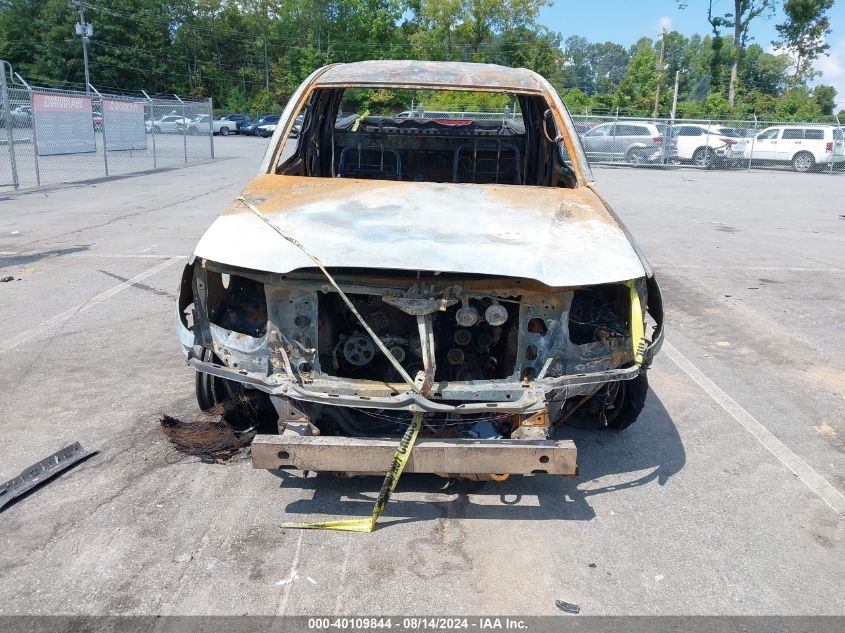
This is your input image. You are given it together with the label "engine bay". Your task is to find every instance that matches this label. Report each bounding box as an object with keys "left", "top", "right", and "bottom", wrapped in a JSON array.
[{"left": 318, "top": 292, "right": 520, "bottom": 383}]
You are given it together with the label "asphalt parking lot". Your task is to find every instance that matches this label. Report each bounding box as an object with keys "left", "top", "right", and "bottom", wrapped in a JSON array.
[{"left": 0, "top": 136, "right": 842, "bottom": 616}]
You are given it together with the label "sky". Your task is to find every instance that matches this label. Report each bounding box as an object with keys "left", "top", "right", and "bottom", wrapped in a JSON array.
[{"left": 540, "top": 0, "right": 845, "bottom": 109}]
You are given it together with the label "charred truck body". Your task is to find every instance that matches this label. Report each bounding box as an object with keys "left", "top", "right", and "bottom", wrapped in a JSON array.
[{"left": 175, "top": 61, "right": 664, "bottom": 478}]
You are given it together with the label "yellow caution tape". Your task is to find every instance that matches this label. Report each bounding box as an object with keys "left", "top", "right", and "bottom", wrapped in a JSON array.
[
  {"left": 281, "top": 410, "right": 423, "bottom": 533},
  {"left": 239, "top": 197, "right": 425, "bottom": 532},
  {"left": 627, "top": 280, "right": 645, "bottom": 366}
]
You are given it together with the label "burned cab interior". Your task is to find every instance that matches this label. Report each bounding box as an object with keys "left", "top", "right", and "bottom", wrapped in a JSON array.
[{"left": 274, "top": 88, "right": 578, "bottom": 188}]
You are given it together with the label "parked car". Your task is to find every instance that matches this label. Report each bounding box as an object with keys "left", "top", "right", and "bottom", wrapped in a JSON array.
[
  {"left": 256, "top": 113, "right": 302, "bottom": 138},
  {"left": 254, "top": 122, "right": 277, "bottom": 138},
  {"left": 220, "top": 113, "right": 252, "bottom": 133},
  {"left": 721, "top": 127, "right": 757, "bottom": 138},
  {"left": 670, "top": 123, "right": 743, "bottom": 168},
  {"left": 146, "top": 115, "right": 191, "bottom": 134},
  {"left": 740, "top": 125, "right": 845, "bottom": 172},
  {"left": 0, "top": 105, "right": 32, "bottom": 127},
  {"left": 581, "top": 121, "right": 677, "bottom": 165},
  {"left": 241, "top": 115, "right": 280, "bottom": 136},
  {"left": 181, "top": 114, "right": 235, "bottom": 136},
  {"left": 174, "top": 60, "right": 664, "bottom": 483}
]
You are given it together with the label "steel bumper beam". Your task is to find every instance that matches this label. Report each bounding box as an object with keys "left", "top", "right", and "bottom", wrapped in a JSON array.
[{"left": 251, "top": 433, "right": 577, "bottom": 475}]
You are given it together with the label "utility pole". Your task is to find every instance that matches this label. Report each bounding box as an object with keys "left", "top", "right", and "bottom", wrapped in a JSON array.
[
  {"left": 71, "top": 1, "right": 93, "bottom": 93},
  {"left": 670, "top": 70, "right": 680, "bottom": 121},
  {"left": 652, "top": 27, "right": 667, "bottom": 118}
]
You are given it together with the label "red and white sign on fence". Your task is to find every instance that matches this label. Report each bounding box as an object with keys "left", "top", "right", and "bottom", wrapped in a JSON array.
[
  {"left": 102, "top": 99, "right": 146, "bottom": 151},
  {"left": 32, "top": 92, "right": 96, "bottom": 156}
]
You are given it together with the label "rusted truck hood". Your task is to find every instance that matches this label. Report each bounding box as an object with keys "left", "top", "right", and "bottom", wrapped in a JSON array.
[{"left": 193, "top": 175, "right": 646, "bottom": 287}]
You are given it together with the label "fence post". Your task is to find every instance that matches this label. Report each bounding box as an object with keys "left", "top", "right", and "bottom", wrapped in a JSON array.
[
  {"left": 0, "top": 60, "right": 19, "bottom": 189},
  {"left": 703, "top": 120, "right": 712, "bottom": 170},
  {"left": 611, "top": 107, "right": 619, "bottom": 164},
  {"left": 831, "top": 114, "right": 842, "bottom": 175},
  {"left": 747, "top": 114, "right": 757, "bottom": 172},
  {"left": 15, "top": 70, "right": 39, "bottom": 186},
  {"left": 174, "top": 93, "right": 187, "bottom": 163},
  {"left": 207, "top": 97, "right": 214, "bottom": 159},
  {"left": 89, "top": 84, "right": 108, "bottom": 177},
  {"left": 142, "top": 90, "right": 156, "bottom": 169}
]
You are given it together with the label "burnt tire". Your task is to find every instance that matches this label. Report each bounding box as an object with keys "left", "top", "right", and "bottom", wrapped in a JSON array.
[
  {"left": 195, "top": 348, "right": 244, "bottom": 411},
  {"left": 564, "top": 371, "right": 649, "bottom": 431}
]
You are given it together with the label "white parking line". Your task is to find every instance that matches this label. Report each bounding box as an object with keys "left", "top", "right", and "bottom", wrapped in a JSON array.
[
  {"left": 277, "top": 530, "right": 305, "bottom": 616},
  {"left": 664, "top": 340, "right": 845, "bottom": 517},
  {"left": 0, "top": 256, "right": 182, "bottom": 354}
]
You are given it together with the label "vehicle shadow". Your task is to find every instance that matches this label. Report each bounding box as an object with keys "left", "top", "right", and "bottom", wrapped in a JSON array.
[{"left": 270, "top": 391, "right": 684, "bottom": 526}]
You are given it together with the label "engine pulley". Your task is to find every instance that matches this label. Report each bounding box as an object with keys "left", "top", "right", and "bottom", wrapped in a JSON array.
[{"left": 342, "top": 334, "right": 376, "bottom": 366}]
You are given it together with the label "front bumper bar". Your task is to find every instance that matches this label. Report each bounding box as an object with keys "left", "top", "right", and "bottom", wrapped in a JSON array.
[
  {"left": 252, "top": 433, "right": 578, "bottom": 475},
  {"left": 187, "top": 357, "right": 641, "bottom": 414}
]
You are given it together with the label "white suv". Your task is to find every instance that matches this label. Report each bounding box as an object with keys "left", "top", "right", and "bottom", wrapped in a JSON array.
[
  {"left": 742, "top": 125, "right": 845, "bottom": 172},
  {"left": 671, "top": 124, "right": 742, "bottom": 168}
]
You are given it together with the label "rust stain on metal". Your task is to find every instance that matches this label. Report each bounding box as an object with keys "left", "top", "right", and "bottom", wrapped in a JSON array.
[{"left": 226, "top": 174, "right": 615, "bottom": 228}]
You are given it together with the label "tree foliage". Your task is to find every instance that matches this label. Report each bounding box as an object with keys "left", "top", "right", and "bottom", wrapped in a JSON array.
[
  {"left": 0, "top": 0, "right": 838, "bottom": 121},
  {"left": 774, "top": 0, "right": 834, "bottom": 81}
]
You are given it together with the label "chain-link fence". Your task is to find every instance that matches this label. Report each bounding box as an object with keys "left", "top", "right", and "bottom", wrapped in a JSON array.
[
  {"left": 1, "top": 60, "right": 214, "bottom": 191},
  {"left": 398, "top": 104, "right": 843, "bottom": 174},
  {"left": 571, "top": 113, "right": 845, "bottom": 174}
]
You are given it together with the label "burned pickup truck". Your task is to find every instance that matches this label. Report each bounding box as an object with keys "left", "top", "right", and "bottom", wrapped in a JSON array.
[{"left": 175, "top": 60, "right": 663, "bottom": 479}]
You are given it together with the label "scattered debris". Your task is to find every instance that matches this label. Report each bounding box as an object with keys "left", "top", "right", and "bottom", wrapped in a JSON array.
[
  {"left": 655, "top": 574, "right": 665, "bottom": 582},
  {"left": 159, "top": 393, "right": 274, "bottom": 462},
  {"left": 555, "top": 600, "right": 580, "bottom": 614},
  {"left": 174, "top": 553, "right": 193, "bottom": 563},
  {"left": 0, "top": 442, "right": 97, "bottom": 512},
  {"left": 588, "top": 563, "right": 597, "bottom": 568},
  {"left": 0, "top": 276, "right": 16, "bottom": 283},
  {"left": 307, "top": 576, "right": 317, "bottom": 585}
]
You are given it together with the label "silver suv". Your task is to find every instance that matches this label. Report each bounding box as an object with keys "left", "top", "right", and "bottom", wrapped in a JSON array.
[{"left": 581, "top": 121, "right": 676, "bottom": 164}]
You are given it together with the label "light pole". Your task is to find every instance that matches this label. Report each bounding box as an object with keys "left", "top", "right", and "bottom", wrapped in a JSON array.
[
  {"left": 71, "top": 1, "right": 93, "bottom": 93},
  {"left": 670, "top": 70, "right": 681, "bottom": 122}
]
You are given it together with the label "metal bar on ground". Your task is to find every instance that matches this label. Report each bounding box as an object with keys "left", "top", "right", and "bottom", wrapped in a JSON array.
[{"left": 0, "top": 442, "right": 97, "bottom": 512}]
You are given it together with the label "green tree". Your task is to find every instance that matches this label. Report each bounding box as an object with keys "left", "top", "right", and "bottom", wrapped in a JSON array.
[
  {"left": 679, "top": 0, "right": 777, "bottom": 106},
  {"left": 812, "top": 85, "right": 837, "bottom": 115},
  {"left": 774, "top": 0, "right": 834, "bottom": 82},
  {"left": 614, "top": 38, "right": 659, "bottom": 116}
]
